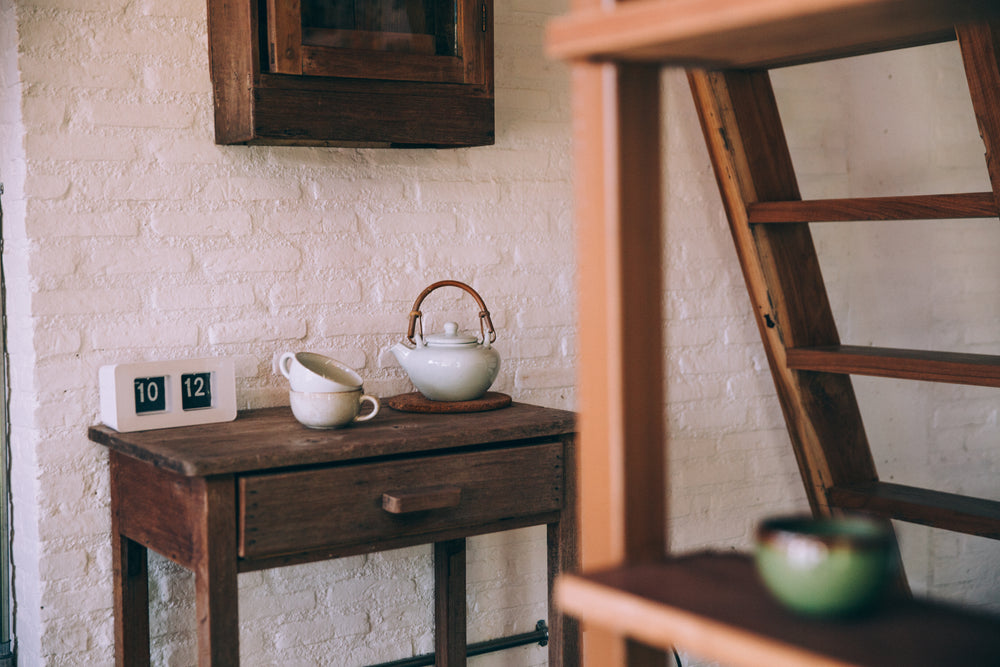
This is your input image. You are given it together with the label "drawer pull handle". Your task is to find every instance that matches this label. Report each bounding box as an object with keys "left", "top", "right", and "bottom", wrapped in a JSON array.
[{"left": 382, "top": 486, "right": 462, "bottom": 514}]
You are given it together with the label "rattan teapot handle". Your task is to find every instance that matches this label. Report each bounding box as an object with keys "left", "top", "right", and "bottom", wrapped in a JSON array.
[{"left": 405, "top": 280, "right": 497, "bottom": 345}]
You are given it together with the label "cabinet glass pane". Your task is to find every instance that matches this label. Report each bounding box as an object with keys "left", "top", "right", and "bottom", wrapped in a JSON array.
[{"left": 302, "top": 0, "right": 457, "bottom": 57}]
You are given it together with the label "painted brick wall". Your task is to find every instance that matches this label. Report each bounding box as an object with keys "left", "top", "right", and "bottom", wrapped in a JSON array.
[{"left": 2, "top": 1, "right": 998, "bottom": 666}]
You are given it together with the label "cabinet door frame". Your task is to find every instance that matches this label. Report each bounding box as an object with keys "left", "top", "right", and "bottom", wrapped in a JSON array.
[
  {"left": 207, "top": 0, "right": 494, "bottom": 147},
  {"left": 267, "top": 0, "right": 489, "bottom": 86}
]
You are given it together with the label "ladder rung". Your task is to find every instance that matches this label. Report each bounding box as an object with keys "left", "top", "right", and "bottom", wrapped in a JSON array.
[
  {"left": 748, "top": 192, "right": 999, "bottom": 223},
  {"left": 786, "top": 345, "right": 1000, "bottom": 388},
  {"left": 828, "top": 481, "right": 1000, "bottom": 539}
]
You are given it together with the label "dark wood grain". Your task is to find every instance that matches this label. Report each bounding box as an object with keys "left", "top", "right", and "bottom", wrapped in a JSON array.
[
  {"left": 382, "top": 486, "right": 463, "bottom": 514},
  {"left": 557, "top": 553, "right": 1000, "bottom": 667},
  {"left": 302, "top": 28, "right": 436, "bottom": 53},
  {"left": 104, "top": 405, "right": 577, "bottom": 666},
  {"left": 265, "top": 0, "right": 302, "bottom": 74},
  {"left": 208, "top": 0, "right": 494, "bottom": 146},
  {"left": 251, "top": 82, "right": 493, "bottom": 147},
  {"left": 747, "top": 192, "right": 999, "bottom": 223},
  {"left": 828, "top": 481, "right": 1000, "bottom": 539},
  {"left": 205, "top": 0, "right": 256, "bottom": 143},
  {"left": 111, "top": 453, "right": 150, "bottom": 667},
  {"left": 435, "top": 539, "right": 467, "bottom": 666},
  {"left": 112, "top": 451, "right": 202, "bottom": 567},
  {"left": 546, "top": 435, "right": 580, "bottom": 667},
  {"left": 193, "top": 477, "right": 239, "bottom": 666},
  {"left": 786, "top": 345, "right": 1000, "bottom": 387},
  {"left": 958, "top": 22, "right": 1000, "bottom": 210},
  {"left": 237, "top": 441, "right": 564, "bottom": 558},
  {"left": 89, "top": 402, "right": 575, "bottom": 477},
  {"left": 276, "top": 0, "right": 488, "bottom": 86},
  {"left": 302, "top": 45, "right": 468, "bottom": 83},
  {"left": 386, "top": 391, "right": 512, "bottom": 413},
  {"left": 237, "top": 512, "right": 562, "bottom": 574}
]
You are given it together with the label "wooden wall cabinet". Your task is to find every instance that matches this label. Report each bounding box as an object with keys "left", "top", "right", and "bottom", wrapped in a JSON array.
[{"left": 207, "top": 0, "right": 494, "bottom": 147}]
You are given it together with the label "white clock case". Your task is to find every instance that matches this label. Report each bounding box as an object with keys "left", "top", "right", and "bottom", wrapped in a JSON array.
[{"left": 99, "top": 358, "right": 237, "bottom": 432}]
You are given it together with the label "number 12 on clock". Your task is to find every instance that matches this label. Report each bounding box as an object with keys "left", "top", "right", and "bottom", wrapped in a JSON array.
[{"left": 181, "top": 372, "right": 213, "bottom": 411}]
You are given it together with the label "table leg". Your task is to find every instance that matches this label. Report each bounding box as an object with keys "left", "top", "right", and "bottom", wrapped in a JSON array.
[
  {"left": 434, "top": 538, "right": 466, "bottom": 667},
  {"left": 193, "top": 477, "right": 239, "bottom": 666},
  {"left": 111, "top": 450, "right": 151, "bottom": 667},
  {"left": 548, "top": 437, "right": 580, "bottom": 666},
  {"left": 113, "top": 532, "right": 150, "bottom": 667},
  {"left": 547, "top": 521, "right": 580, "bottom": 667}
]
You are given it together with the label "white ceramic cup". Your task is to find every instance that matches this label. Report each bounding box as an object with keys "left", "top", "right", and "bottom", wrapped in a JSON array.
[
  {"left": 279, "top": 352, "right": 363, "bottom": 393},
  {"left": 289, "top": 389, "right": 380, "bottom": 429}
]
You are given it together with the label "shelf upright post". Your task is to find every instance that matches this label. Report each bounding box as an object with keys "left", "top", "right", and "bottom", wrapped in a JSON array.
[{"left": 568, "top": 0, "right": 670, "bottom": 662}]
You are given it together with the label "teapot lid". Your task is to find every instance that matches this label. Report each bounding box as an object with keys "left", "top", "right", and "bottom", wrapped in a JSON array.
[{"left": 424, "top": 322, "right": 478, "bottom": 346}]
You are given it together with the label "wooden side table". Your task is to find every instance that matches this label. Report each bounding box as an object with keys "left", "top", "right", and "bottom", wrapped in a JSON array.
[{"left": 88, "top": 402, "right": 578, "bottom": 666}]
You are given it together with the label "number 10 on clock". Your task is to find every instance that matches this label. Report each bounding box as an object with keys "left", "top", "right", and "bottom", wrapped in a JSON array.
[{"left": 133, "top": 376, "right": 167, "bottom": 414}]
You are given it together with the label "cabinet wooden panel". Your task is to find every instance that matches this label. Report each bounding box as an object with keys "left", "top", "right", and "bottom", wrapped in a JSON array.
[
  {"left": 238, "top": 441, "right": 564, "bottom": 558},
  {"left": 207, "top": 0, "right": 494, "bottom": 147}
]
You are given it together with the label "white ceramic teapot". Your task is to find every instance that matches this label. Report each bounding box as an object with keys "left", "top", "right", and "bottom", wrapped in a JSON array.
[{"left": 390, "top": 281, "right": 501, "bottom": 402}]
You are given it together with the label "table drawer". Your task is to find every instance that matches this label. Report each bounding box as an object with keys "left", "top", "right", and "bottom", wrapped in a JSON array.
[{"left": 238, "top": 441, "right": 565, "bottom": 558}]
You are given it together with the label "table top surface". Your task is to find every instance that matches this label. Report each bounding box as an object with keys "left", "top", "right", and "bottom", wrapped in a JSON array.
[{"left": 89, "top": 402, "right": 576, "bottom": 477}]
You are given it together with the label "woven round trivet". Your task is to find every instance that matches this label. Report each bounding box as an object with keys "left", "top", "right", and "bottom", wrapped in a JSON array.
[{"left": 385, "top": 391, "right": 512, "bottom": 413}]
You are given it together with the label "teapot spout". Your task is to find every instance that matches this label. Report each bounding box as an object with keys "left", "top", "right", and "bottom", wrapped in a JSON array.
[{"left": 390, "top": 341, "right": 414, "bottom": 368}]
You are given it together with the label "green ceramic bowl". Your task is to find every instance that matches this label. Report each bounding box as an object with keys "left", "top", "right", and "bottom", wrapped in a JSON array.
[{"left": 754, "top": 514, "right": 897, "bottom": 617}]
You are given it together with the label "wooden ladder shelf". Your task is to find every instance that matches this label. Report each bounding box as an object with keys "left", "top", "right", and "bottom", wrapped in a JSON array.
[
  {"left": 688, "top": 21, "right": 1000, "bottom": 544},
  {"left": 547, "top": 1, "right": 1000, "bottom": 665}
]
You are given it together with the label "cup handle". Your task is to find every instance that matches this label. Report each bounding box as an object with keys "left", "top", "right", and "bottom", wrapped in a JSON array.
[
  {"left": 278, "top": 352, "right": 295, "bottom": 379},
  {"left": 354, "top": 394, "right": 380, "bottom": 422}
]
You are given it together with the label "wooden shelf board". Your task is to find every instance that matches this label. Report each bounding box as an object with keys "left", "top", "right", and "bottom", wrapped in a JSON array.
[
  {"left": 556, "top": 552, "right": 1000, "bottom": 667},
  {"left": 546, "top": 0, "right": 1000, "bottom": 69},
  {"left": 828, "top": 481, "right": 1000, "bottom": 539},
  {"left": 786, "top": 345, "right": 1000, "bottom": 387},
  {"left": 748, "top": 192, "right": 999, "bottom": 223}
]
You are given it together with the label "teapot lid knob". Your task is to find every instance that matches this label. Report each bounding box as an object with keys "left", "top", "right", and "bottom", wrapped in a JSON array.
[{"left": 425, "top": 321, "right": 478, "bottom": 346}]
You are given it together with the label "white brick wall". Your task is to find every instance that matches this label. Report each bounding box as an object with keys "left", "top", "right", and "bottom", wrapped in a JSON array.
[{"left": 3, "top": 1, "right": 999, "bottom": 666}]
